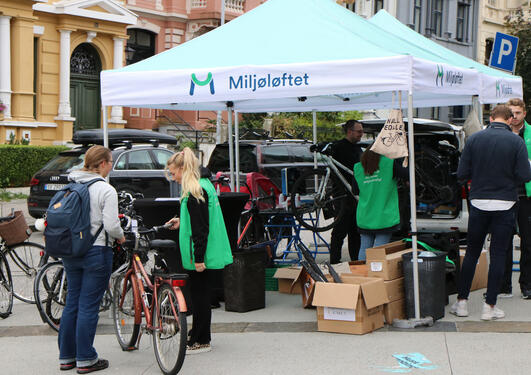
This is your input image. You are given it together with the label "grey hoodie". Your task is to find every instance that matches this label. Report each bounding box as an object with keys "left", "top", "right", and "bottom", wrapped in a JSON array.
[{"left": 68, "top": 170, "right": 124, "bottom": 246}]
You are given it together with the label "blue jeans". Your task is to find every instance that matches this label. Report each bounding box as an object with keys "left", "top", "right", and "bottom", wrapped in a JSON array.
[
  {"left": 58, "top": 246, "right": 113, "bottom": 367},
  {"left": 358, "top": 232, "right": 392, "bottom": 261},
  {"left": 458, "top": 205, "right": 515, "bottom": 306}
]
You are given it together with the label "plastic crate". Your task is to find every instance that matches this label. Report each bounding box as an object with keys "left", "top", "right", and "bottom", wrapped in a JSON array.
[{"left": 265, "top": 268, "right": 279, "bottom": 291}]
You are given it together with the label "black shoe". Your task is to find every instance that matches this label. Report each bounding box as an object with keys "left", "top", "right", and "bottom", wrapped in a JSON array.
[
  {"left": 77, "top": 359, "right": 109, "bottom": 374},
  {"left": 60, "top": 362, "right": 76, "bottom": 371},
  {"left": 522, "top": 290, "right": 531, "bottom": 300},
  {"left": 210, "top": 301, "right": 221, "bottom": 309}
]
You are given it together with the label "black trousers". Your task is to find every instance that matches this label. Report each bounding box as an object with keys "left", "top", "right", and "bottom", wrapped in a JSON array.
[
  {"left": 188, "top": 269, "right": 212, "bottom": 345},
  {"left": 458, "top": 205, "right": 515, "bottom": 306},
  {"left": 330, "top": 197, "right": 360, "bottom": 264},
  {"left": 518, "top": 198, "right": 531, "bottom": 292}
]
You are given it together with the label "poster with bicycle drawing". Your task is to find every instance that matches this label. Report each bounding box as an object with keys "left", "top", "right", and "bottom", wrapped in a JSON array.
[{"left": 370, "top": 109, "right": 408, "bottom": 164}]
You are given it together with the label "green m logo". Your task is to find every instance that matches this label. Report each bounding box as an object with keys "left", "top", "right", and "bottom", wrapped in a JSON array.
[
  {"left": 436, "top": 65, "right": 444, "bottom": 87},
  {"left": 189, "top": 72, "right": 215, "bottom": 96}
]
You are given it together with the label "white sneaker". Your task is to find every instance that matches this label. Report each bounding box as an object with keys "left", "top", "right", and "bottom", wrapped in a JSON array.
[
  {"left": 186, "top": 343, "right": 211, "bottom": 355},
  {"left": 498, "top": 293, "right": 513, "bottom": 298},
  {"left": 481, "top": 302, "right": 505, "bottom": 321},
  {"left": 450, "top": 300, "right": 468, "bottom": 317}
]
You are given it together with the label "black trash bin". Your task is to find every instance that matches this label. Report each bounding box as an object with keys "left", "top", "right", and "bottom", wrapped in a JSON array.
[
  {"left": 402, "top": 250, "right": 447, "bottom": 321},
  {"left": 224, "top": 247, "right": 266, "bottom": 312}
]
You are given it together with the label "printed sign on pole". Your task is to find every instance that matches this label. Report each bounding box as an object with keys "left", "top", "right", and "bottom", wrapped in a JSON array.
[{"left": 489, "top": 32, "right": 519, "bottom": 73}]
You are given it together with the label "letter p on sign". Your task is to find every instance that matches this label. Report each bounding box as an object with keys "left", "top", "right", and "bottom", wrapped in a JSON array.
[{"left": 489, "top": 32, "right": 519, "bottom": 73}]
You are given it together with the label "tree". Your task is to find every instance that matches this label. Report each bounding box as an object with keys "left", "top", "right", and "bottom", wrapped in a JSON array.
[
  {"left": 239, "top": 111, "right": 363, "bottom": 142},
  {"left": 505, "top": 7, "right": 531, "bottom": 120}
]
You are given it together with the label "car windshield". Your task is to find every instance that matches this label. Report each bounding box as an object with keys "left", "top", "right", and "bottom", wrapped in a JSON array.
[{"left": 42, "top": 154, "right": 85, "bottom": 172}]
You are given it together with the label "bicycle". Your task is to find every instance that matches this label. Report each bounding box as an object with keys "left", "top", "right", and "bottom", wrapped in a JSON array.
[
  {"left": 289, "top": 142, "right": 353, "bottom": 232},
  {"left": 0, "top": 210, "right": 45, "bottom": 304},
  {"left": 33, "top": 245, "right": 129, "bottom": 332},
  {"left": 290, "top": 142, "right": 459, "bottom": 232},
  {"left": 0, "top": 249, "right": 13, "bottom": 319},
  {"left": 33, "top": 190, "right": 143, "bottom": 331},
  {"left": 112, "top": 215, "right": 188, "bottom": 375}
]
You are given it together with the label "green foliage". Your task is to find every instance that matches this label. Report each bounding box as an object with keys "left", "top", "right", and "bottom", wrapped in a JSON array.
[
  {"left": 0, "top": 145, "right": 68, "bottom": 187},
  {"left": 239, "top": 111, "right": 363, "bottom": 142},
  {"left": 5, "top": 133, "right": 30, "bottom": 145},
  {"left": 0, "top": 190, "right": 27, "bottom": 202},
  {"left": 505, "top": 8, "right": 531, "bottom": 120},
  {"left": 179, "top": 141, "right": 197, "bottom": 151}
]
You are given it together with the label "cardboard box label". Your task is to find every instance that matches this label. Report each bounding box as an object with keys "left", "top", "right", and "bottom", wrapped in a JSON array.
[
  {"left": 323, "top": 307, "right": 356, "bottom": 322},
  {"left": 370, "top": 262, "right": 383, "bottom": 272}
]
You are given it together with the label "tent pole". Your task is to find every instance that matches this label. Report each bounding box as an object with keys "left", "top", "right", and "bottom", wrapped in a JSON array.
[
  {"left": 312, "top": 111, "right": 317, "bottom": 169},
  {"left": 228, "top": 106, "right": 234, "bottom": 191},
  {"left": 407, "top": 92, "right": 421, "bottom": 320},
  {"left": 216, "top": 111, "right": 222, "bottom": 144},
  {"left": 102, "top": 106, "right": 109, "bottom": 183},
  {"left": 102, "top": 106, "right": 109, "bottom": 148},
  {"left": 472, "top": 95, "right": 483, "bottom": 125},
  {"left": 235, "top": 111, "right": 240, "bottom": 192}
]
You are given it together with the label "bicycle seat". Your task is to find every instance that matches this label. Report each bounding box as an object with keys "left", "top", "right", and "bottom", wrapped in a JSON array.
[{"left": 150, "top": 239, "right": 177, "bottom": 252}]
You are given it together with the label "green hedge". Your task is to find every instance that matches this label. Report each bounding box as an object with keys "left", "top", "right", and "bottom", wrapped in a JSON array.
[{"left": 0, "top": 145, "right": 68, "bottom": 187}]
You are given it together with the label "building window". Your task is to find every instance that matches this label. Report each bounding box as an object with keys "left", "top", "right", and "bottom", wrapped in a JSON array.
[
  {"left": 456, "top": 0, "right": 471, "bottom": 42},
  {"left": 431, "top": 0, "right": 443, "bottom": 37},
  {"left": 126, "top": 29, "right": 156, "bottom": 65},
  {"left": 431, "top": 107, "right": 440, "bottom": 120},
  {"left": 414, "top": 0, "right": 423, "bottom": 32},
  {"left": 487, "top": 0, "right": 497, "bottom": 6},
  {"left": 485, "top": 38, "right": 494, "bottom": 65},
  {"left": 374, "top": 0, "right": 384, "bottom": 13},
  {"left": 452, "top": 106, "right": 464, "bottom": 120}
]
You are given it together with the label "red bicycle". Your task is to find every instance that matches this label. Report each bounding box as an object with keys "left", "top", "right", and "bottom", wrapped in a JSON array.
[{"left": 112, "top": 216, "right": 188, "bottom": 375}]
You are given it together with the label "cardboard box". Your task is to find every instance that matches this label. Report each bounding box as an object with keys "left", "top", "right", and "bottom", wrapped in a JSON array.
[
  {"left": 383, "top": 298, "right": 406, "bottom": 324},
  {"left": 312, "top": 275, "right": 389, "bottom": 335},
  {"left": 272, "top": 267, "right": 301, "bottom": 294},
  {"left": 459, "top": 248, "right": 488, "bottom": 291},
  {"left": 348, "top": 261, "right": 368, "bottom": 276},
  {"left": 384, "top": 277, "right": 404, "bottom": 302},
  {"left": 292, "top": 263, "right": 351, "bottom": 307},
  {"left": 366, "top": 240, "right": 413, "bottom": 280}
]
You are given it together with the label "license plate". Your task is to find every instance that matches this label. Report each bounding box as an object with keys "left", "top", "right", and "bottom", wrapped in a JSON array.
[{"left": 44, "top": 184, "right": 66, "bottom": 191}]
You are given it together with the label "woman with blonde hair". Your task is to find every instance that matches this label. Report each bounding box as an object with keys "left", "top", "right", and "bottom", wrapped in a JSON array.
[
  {"left": 58, "top": 145, "right": 125, "bottom": 373},
  {"left": 166, "top": 147, "right": 232, "bottom": 354}
]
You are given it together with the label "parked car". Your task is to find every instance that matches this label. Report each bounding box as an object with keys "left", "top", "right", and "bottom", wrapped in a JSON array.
[
  {"left": 360, "top": 118, "right": 468, "bottom": 235},
  {"left": 207, "top": 139, "right": 323, "bottom": 191},
  {"left": 27, "top": 129, "right": 177, "bottom": 218}
]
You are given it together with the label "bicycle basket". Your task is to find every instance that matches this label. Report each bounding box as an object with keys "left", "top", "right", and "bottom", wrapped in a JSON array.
[{"left": 0, "top": 211, "right": 31, "bottom": 246}]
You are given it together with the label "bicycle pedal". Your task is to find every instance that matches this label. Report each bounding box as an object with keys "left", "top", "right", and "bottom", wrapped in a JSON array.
[{"left": 123, "top": 346, "right": 138, "bottom": 352}]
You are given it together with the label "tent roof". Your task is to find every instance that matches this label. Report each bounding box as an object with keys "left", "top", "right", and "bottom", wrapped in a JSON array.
[
  {"left": 369, "top": 10, "right": 522, "bottom": 103},
  {"left": 101, "top": 0, "right": 505, "bottom": 111}
]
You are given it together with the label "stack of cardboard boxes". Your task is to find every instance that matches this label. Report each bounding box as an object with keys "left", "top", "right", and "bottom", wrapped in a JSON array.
[{"left": 365, "top": 240, "right": 413, "bottom": 324}]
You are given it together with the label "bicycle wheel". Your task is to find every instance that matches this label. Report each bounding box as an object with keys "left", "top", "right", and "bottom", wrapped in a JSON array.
[
  {"left": 0, "top": 252, "right": 13, "bottom": 319},
  {"left": 111, "top": 273, "right": 140, "bottom": 350},
  {"left": 153, "top": 284, "right": 187, "bottom": 375},
  {"left": 290, "top": 169, "right": 348, "bottom": 232},
  {"left": 34, "top": 261, "right": 65, "bottom": 332},
  {"left": 7, "top": 241, "right": 45, "bottom": 303}
]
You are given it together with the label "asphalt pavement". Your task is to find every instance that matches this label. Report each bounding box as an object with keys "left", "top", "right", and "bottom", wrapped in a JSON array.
[{"left": 1, "top": 196, "right": 530, "bottom": 375}]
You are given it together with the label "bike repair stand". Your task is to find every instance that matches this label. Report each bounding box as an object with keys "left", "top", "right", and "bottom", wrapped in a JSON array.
[{"left": 263, "top": 210, "right": 329, "bottom": 265}]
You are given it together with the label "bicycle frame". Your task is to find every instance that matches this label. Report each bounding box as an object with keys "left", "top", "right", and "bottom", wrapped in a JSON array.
[
  {"left": 120, "top": 252, "right": 186, "bottom": 335},
  {"left": 318, "top": 153, "right": 354, "bottom": 196}
]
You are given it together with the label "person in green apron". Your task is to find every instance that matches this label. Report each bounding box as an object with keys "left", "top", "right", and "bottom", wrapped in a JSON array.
[
  {"left": 165, "top": 147, "right": 233, "bottom": 354},
  {"left": 353, "top": 149, "right": 408, "bottom": 260}
]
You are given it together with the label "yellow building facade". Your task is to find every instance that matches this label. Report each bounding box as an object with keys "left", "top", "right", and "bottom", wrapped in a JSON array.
[{"left": 0, "top": 0, "right": 136, "bottom": 145}]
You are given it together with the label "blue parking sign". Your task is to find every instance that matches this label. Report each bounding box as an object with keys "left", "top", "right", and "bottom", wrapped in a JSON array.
[{"left": 489, "top": 32, "right": 519, "bottom": 73}]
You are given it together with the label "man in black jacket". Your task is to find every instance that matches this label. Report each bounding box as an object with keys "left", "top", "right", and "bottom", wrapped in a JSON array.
[
  {"left": 452, "top": 104, "right": 531, "bottom": 321},
  {"left": 329, "top": 120, "right": 363, "bottom": 264}
]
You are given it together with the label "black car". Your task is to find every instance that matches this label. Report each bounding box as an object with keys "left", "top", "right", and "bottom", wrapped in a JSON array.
[
  {"left": 207, "top": 139, "right": 324, "bottom": 189},
  {"left": 27, "top": 129, "right": 177, "bottom": 218}
]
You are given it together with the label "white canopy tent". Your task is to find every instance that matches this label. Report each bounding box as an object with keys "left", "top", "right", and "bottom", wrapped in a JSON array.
[{"left": 100, "top": 0, "right": 523, "bottom": 322}]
